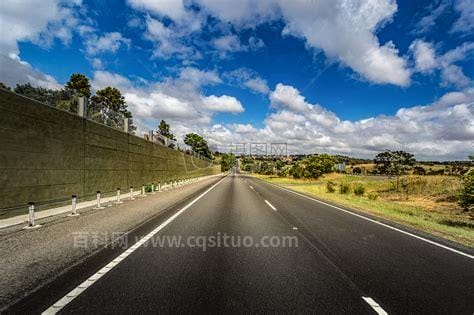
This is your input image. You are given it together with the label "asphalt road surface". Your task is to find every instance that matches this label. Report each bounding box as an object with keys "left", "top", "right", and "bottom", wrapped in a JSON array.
[{"left": 9, "top": 174, "right": 474, "bottom": 314}]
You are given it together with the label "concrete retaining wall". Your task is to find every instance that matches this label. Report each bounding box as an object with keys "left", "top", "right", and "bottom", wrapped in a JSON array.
[{"left": 0, "top": 89, "right": 220, "bottom": 209}]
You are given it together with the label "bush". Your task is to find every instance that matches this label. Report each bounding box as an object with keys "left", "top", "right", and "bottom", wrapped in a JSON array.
[
  {"left": 458, "top": 170, "right": 473, "bottom": 211},
  {"left": 326, "top": 181, "right": 336, "bottom": 193},
  {"left": 367, "top": 192, "right": 379, "bottom": 200},
  {"left": 354, "top": 184, "right": 365, "bottom": 196},
  {"left": 145, "top": 183, "right": 154, "bottom": 192},
  {"left": 339, "top": 183, "right": 350, "bottom": 194}
]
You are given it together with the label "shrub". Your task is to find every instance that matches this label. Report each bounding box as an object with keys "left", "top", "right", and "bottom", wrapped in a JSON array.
[
  {"left": 326, "top": 181, "right": 336, "bottom": 193},
  {"left": 145, "top": 183, "right": 154, "bottom": 192},
  {"left": 458, "top": 170, "right": 473, "bottom": 211},
  {"left": 354, "top": 184, "right": 365, "bottom": 196},
  {"left": 339, "top": 183, "right": 350, "bottom": 194},
  {"left": 367, "top": 192, "right": 379, "bottom": 200}
]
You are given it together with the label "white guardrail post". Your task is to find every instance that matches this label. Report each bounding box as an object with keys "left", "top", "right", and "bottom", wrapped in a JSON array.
[
  {"left": 130, "top": 186, "right": 134, "bottom": 200},
  {"left": 69, "top": 195, "right": 79, "bottom": 216},
  {"left": 116, "top": 188, "right": 123, "bottom": 204},
  {"left": 27, "top": 202, "right": 36, "bottom": 227},
  {"left": 141, "top": 184, "right": 147, "bottom": 198},
  {"left": 94, "top": 191, "right": 104, "bottom": 209}
]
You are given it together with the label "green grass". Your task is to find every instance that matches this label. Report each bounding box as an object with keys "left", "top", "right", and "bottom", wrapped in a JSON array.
[{"left": 255, "top": 174, "right": 473, "bottom": 248}]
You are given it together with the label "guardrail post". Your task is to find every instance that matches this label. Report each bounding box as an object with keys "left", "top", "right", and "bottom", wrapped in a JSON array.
[
  {"left": 94, "top": 191, "right": 104, "bottom": 209},
  {"left": 28, "top": 202, "right": 36, "bottom": 227},
  {"left": 141, "top": 184, "right": 147, "bottom": 197},
  {"left": 158, "top": 181, "right": 162, "bottom": 192},
  {"left": 151, "top": 183, "right": 156, "bottom": 194},
  {"left": 130, "top": 186, "right": 134, "bottom": 200},
  {"left": 116, "top": 188, "right": 123, "bottom": 204},
  {"left": 69, "top": 195, "right": 79, "bottom": 216}
]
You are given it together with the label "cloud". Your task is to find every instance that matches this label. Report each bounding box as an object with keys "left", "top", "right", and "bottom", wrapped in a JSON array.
[
  {"left": 0, "top": 54, "right": 61, "bottom": 89},
  {"left": 248, "top": 36, "right": 265, "bottom": 50},
  {"left": 224, "top": 68, "right": 270, "bottom": 94},
  {"left": 0, "top": 0, "right": 80, "bottom": 56},
  {"left": 195, "top": 0, "right": 279, "bottom": 27},
  {"left": 128, "top": 0, "right": 187, "bottom": 21},
  {"left": 451, "top": 0, "right": 474, "bottom": 33},
  {"left": 413, "top": 0, "right": 451, "bottom": 35},
  {"left": 126, "top": 0, "right": 411, "bottom": 86},
  {"left": 277, "top": 0, "right": 410, "bottom": 86},
  {"left": 178, "top": 67, "right": 221, "bottom": 86},
  {"left": 201, "top": 95, "right": 244, "bottom": 113},
  {"left": 409, "top": 40, "right": 437, "bottom": 73},
  {"left": 440, "top": 64, "right": 471, "bottom": 87},
  {"left": 211, "top": 34, "right": 246, "bottom": 57},
  {"left": 144, "top": 16, "right": 199, "bottom": 59},
  {"left": 91, "top": 70, "right": 245, "bottom": 137},
  {"left": 194, "top": 0, "right": 411, "bottom": 86},
  {"left": 200, "top": 84, "right": 474, "bottom": 160},
  {"left": 409, "top": 39, "right": 473, "bottom": 88},
  {"left": 85, "top": 32, "right": 130, "bottom": 56}
]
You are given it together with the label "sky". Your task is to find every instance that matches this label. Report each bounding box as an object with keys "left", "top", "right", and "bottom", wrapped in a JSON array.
[{"left": 0, "top": 0, "right": 473, "bottom": 160}]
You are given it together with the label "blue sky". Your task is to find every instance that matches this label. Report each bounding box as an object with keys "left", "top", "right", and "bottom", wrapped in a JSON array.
[{"left": 1, "top": 0, "right": 473, "bottom": 160}]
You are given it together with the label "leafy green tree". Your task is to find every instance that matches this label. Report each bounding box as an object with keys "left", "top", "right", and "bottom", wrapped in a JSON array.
[
  {"left": 65, "top": 73, "right": 91, "bottom": 98},
  {"left": 374, "top": 150, "right": 416, "bottom": 191},
  {"left": 184, "top": 133, "right": 212, "bottom": 159},
  {"left": 221, "top": 153, "right": 236, "bottom": 172},
  {"left": 290, "top": 164, "right": 304, "bottom": 179},
  {"left": 13, "top": 83, "right": 58, "bottom": 106},
  {"left": 90, "top": 86, "right": 135, "bottom": 132},
  {"left": 157, "top": 120, "right": 176, "bottom": 148},
  {"left": 458, "top": 156, "right": 473, "bottom": 211}
]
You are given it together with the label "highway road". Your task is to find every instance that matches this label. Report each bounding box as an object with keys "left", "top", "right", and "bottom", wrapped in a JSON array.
[{"left": 8, "top": 173, "right": 474, "bottom": 314}]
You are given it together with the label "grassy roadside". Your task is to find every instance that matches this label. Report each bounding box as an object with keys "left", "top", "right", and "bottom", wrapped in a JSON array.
[{"left": 253, "top": 174, "right": 473, "bottom": 248}]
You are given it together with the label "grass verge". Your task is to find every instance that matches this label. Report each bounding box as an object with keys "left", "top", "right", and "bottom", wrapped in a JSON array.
[{"left": 254, "top": 174, "right": 473, "bottom": 248}]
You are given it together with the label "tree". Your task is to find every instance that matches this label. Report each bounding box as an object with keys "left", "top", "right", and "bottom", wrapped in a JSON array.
[
  {"left": 13, "top": 83, "right": 58, "bottom": 106},
  {"left": 413, "top": 166, "right": 426, "bottom": 175},
  {"left": 184, "top": 133, "right": 212, "bottom": 159},
  {"left": 221, "top": 153, "right": 236, "bottom": 172},
  {"left": 374, "top": 150, "right": 416, "bottom": 191},
  {"left": 90, "top": 87, "right": 136, "bottom": 132},
  {"left": 157, "top": 120, "right": 176, "bottom": 147},
  {"left": 458, "top": 155, "right": 473, "bottom": 211},
  {"left": 352, "top": 166, "right": 362, "bottom": 175},
  {"left": 65, "top": 73, "right": 91, "bottom": 98},
  {"left": 0, "top": 82, "right": 11, "bottom": 90}
]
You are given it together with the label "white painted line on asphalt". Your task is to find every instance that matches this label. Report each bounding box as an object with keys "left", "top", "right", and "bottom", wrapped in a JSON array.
[
  {"left": 264, "top": 200, "right": 277, "bottom": 211},
  {"left": 249, "top": 185, "right": 254, "bottom": 190},
  {"left": 362, "top": 297, "right": 388, "bottom": 315},
  {"left": 264, "top": 181, "right": 474, "bottom": 259},
  {"left": 42, "top": 175, "right": 228, "bottom": 315},
  {"left": 293, "top": 227, "right": 298, "bottom": 230}
]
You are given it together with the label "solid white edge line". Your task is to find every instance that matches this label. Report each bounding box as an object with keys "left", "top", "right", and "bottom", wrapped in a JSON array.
[
  {"left": 249, "top": 185, "right": 254, "bottom": 190},
  {"left": 264, "top": 200, "right": 277, "bottom": 211},
  {"left": 362, "top": 297, "right": 388, "bottom": 315},
  {"left": 42, "top": 175, "right": 228, "bottom": 315},
  {"left": 259, "top": 179, "right": 473, "bottom": 259}
]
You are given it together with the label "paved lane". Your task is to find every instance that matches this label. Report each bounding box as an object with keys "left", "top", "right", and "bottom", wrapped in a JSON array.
[
  {"left": 54, "top": 174, "right": 375, "bottom": 314},
  {"left": 245, "top": 175, "right": 474, "bottom": 314}
]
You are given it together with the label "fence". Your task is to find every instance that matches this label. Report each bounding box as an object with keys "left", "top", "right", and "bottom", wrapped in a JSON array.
[{"left": 0, "top": 89, "right": 220, "bottom": 213}]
